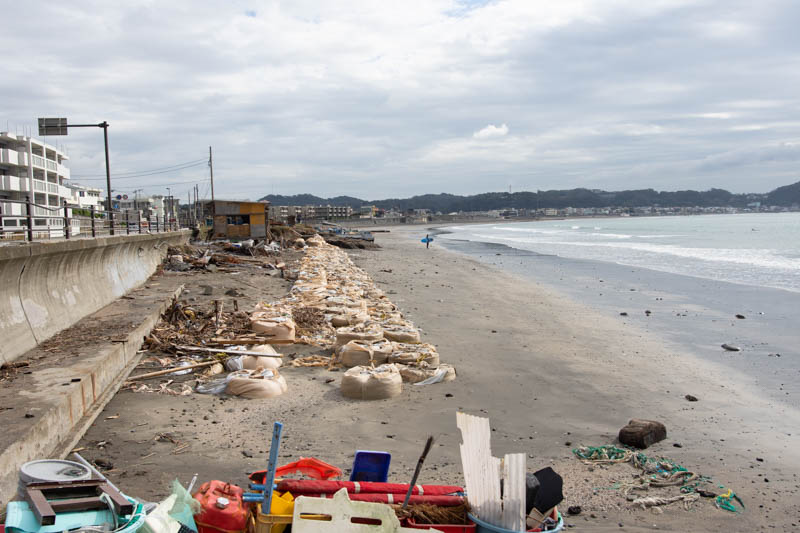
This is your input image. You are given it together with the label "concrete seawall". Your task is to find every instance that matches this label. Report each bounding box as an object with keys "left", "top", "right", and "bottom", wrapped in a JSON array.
[{"left": 0, "top": 231, "right": 189, "bottom": 365}]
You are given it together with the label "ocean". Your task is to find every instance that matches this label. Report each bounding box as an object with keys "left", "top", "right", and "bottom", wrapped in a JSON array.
[
  {"left": 431, "top": 212, "right": 799, "bottom": 403},
  {"left": 439, "top": 213, "right": 800, "bottom": 293}
]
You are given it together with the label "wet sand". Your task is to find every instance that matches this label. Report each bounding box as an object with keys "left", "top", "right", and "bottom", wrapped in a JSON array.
[{"left": 79, "top": 229, "right": 800, "bottom": 532}]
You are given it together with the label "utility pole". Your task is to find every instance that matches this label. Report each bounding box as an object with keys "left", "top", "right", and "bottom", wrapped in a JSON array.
[{"left": 209, "top": 146, "right": 215, "bottom": 202}]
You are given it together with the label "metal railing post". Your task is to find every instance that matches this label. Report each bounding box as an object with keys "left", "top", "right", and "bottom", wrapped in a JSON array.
[
  {"left": 138, "top": 211, "right": 143, "bottom": 234},
  {"left": 25, "top": 196, "right": 34, "bottom": 242},
  {"left": 109, "top": 210, "right": 115, "bottom": 236},
  {"left": 163, "top": 212, "right": 167, "bottom": 231},
  {"left": 125, "top": 211, "right": 130, "bottom": 235},
  {"left": 90, "top": 205, "right": 97, "bottom": 237},
  {"left": 63, "top": 199, "right": 70, "bottom": 240},
  {"left": 155, "top": 215, "right": 160, "bottom": 233}
]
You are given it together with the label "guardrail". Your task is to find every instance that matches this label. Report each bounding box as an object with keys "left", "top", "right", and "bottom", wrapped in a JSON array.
[{"left": 0, "top": 196, "right": 180, "bottom": 242}]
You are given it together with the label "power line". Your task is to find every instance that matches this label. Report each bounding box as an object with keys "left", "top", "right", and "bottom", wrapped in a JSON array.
[
  {"left": 111, "top": 177, "right": 210, "bottom": 191},
  {"left": 75, "top": 158, "right": 208, "bottom": 178},
  {"left": 74, "top": 160, "right": 208, "bottom": 181}
]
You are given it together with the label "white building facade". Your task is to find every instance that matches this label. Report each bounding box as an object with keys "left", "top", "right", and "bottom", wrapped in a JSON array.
[
  {"left": 0, "top": 132, "right": 77, "bottom": 236},
  {"left": 66, "top": 183, "right": 103, "bottom": 210}
]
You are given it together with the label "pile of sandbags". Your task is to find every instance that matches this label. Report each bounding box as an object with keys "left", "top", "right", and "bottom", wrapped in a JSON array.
[{"left": 250, "top": 235, "right": 455, "bottom": 398}]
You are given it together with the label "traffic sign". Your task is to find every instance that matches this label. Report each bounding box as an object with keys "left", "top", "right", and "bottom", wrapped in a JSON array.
[{"left": 38, "top": 118, "right": 68, "bottom": 136}]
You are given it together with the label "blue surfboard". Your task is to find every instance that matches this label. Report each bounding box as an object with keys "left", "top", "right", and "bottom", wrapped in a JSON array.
[{"left": 421, "top": 237, "right": 434, "bottom": 243}]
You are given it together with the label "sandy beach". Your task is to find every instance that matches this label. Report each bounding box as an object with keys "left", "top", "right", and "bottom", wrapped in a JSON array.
[{"left": 78, "top": 227, "right": 799, "bottom": 532}]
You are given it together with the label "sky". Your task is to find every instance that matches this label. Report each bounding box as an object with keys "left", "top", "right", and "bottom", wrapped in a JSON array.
[{"left": 2, "top": 0, "right": 800, "bottom": 201}]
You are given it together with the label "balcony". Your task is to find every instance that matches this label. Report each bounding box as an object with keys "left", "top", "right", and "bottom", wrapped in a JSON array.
[
  {"left": 0, "top": 148, "right": 22, "bottom": 166},
  {"left": 33, "top": 180, "right": 47, "bottom": 192},
  {"left": 0, "top": 175, "right": 28, "bottom": 192},
  {"left": 0, "top": 201, "right": 25, "bottom": 217},
  {"left": 31, "top": 154, "right": 45, "bottom": 168},
  {"left": 45, "top": 159, "right": 57, "bottom": 171}
]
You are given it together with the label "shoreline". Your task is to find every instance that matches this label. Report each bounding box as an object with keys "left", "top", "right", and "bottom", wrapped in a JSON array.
[{"left": 353, "top": 227, "right": 798, "bottom": 530}]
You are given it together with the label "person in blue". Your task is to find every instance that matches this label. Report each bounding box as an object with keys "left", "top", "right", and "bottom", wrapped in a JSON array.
[{"left": 425, "top": 234, "right": 430, "bottom": 249}]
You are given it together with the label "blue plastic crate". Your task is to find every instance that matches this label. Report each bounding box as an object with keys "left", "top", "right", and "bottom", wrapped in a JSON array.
[{"left": 349, "top": 450, "right": 391, "bottom": 482}]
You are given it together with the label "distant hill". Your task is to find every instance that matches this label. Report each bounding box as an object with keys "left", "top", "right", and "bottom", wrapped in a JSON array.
[
  {"left": 766, "top": 181, "right": 800, "bottom": 206},
  {"left": 259, "top": 181, "right": 800, "bottom": 211}
]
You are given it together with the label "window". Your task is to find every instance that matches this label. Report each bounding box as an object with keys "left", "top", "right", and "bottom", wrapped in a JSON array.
[
  {"left": 3, "top": 219, "right": 18, "bottom": 226},
  {"left": 34, "top": 219, "right": 47, "bottom": 226}
]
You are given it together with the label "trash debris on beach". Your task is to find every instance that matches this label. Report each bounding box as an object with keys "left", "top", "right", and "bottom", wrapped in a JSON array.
[{"left": 121, "top": 231, "right": 455, "bottom": 402}]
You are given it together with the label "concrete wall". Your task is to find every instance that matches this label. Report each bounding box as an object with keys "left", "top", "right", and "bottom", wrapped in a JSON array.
[{"left": 0, "top": 231, "right": 189, "bottom": 364}]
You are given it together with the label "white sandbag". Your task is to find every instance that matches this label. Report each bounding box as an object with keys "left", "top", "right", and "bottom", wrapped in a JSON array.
[
  {"left": 240, "top": 344, "right": 283, "bottom": 369},
  {"left": 388, "top": 343, "right": 440, "bottom": 366},
  {"left": 383, "top": 327, "right": 421, "bottom": 343},
  {"left": 341, "top": 364, "right": 402, "bottom": 400},
  {"left": 250, "top": 313, "right": 296, "bottom": 341},
  {"left": 398, "top": 363, "right": 456, "bottom": 384},
  {"left": 225, "top": 369, "right": 288, "bottom": 399},
  {"left": 331, "top": 309, "right": 369, "bottom": 328},
  {"left": 369, "top": 340, "right": 393, "bottom": 365},
  {"left": 339, "top": 341, "right": 374, "bottom": 368},
  {"left": 242, "top": 355, "right": 282, "bottom": 370},
  {"left": 251, "top": 344, "right": 279, "bottom": 355},
  {"left": 335, "top": 325, "right": 384, "bottom": 347}
]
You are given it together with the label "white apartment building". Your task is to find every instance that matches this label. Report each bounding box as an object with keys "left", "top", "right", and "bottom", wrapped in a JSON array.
[
  {"left": 66, "top": 183, "right": 103, "bottom": 209},
  {"left": 0, "top": 132, "right": 77, "bottom": 236}
]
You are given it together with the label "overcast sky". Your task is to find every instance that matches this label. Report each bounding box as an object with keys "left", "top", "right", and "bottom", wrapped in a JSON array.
[{"left": 3, "top": 0, "right": 799, "bottom": 201}]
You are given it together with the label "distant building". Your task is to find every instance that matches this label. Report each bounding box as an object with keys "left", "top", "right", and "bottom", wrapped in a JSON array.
[
  {"left": 66, "top": 183, "right": 103, "bottom": 209},
  {"left": 269, "top": 204, "right": 353, "bottom": 223}
]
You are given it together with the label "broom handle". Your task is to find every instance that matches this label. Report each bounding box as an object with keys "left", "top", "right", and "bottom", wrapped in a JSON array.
[{"left": 402, "top": 436, "right": 435, "bottom": 509}]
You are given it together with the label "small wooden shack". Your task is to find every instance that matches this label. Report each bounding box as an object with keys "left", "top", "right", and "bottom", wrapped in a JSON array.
[{"left": 205, "top": 200, "right": 270, "bottom": 240}]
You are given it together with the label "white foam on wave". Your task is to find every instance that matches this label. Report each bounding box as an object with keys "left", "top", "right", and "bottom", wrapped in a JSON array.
[{"left": 550, "top": 240, "right": 800, "bottom": 271}]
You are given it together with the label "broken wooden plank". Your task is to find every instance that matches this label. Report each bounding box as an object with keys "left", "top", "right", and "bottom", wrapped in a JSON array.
[{"left": 175, "top": 345, "right": 282, "bottom": 358}]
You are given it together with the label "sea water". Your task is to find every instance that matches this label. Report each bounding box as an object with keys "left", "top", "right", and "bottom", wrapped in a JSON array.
[{"left": 439, "top": 213, "right": 800, "bottom": 293}]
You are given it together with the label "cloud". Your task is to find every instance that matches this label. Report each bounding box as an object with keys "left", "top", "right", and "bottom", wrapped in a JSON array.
[
  {"left": 1, "top": 0, "right": 799, "bottom": 199},
  {"left": 473, "top": 123, "right": 509, "bottom": 139}
]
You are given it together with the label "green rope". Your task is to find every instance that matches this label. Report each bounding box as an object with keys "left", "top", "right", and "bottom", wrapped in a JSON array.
[{"left": 574, "top": 445, "right": 743, "bottom": 514}]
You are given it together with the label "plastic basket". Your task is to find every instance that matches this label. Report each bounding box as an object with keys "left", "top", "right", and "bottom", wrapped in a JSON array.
[
  {"left": 467, "top": 512, "right": 563, "bottom": 533},
  {"left": 252, "top": 496, "right": 294, "bottom": 533},
  {"left": 349, "top": 451, "right": 391, "bottom": 482},
  {"left": 404, "top": 517, "right": 476, "bottom": 532}
]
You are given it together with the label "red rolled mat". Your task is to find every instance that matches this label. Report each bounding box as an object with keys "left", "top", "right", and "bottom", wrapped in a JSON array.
[
  {"left": 276, "top": 480, "right": 463, "bottom": 495},
  {"left": 302, "top": 493, "right": 465, "bottom": 506}
]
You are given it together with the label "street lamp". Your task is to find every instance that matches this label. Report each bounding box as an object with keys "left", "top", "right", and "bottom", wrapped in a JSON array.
[{"left": 38, "top": 118, "right": 112, "bottom": 212}]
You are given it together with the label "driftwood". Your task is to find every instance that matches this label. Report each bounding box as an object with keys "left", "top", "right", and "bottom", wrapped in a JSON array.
[
  {"left": 126, "top": 360, "right": 219, "bottom": 381},
  {"left": 209, "top": 337, "right": 297, "bottom": 345}
]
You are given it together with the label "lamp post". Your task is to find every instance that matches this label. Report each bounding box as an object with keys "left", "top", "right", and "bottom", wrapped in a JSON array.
[{"left": 166, "top": 187, "right": 172, "bottom": 229}]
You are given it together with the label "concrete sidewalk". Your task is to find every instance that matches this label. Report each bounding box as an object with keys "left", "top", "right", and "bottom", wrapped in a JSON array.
[{"left": 0, "top": 275, "right": 184, "bottom": 506}]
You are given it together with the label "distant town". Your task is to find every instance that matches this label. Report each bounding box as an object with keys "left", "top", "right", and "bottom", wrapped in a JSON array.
[{"left": 1, "top": 131, "right": 798, "bottom": 240}]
